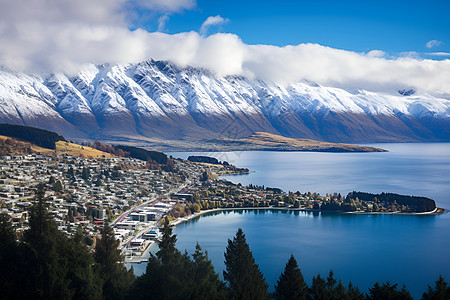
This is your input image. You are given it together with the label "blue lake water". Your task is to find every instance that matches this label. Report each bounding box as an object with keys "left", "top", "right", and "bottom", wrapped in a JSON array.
[{"left": 132, "top": 144, "right": 450, "bottom": 299}]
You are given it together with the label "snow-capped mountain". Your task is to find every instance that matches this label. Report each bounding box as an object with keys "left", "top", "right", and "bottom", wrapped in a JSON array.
[{"left": 0, "top": 60, "right": 449, "bottom": 143}]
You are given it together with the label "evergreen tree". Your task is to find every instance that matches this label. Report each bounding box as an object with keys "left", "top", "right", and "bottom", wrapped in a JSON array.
[
  {"left": 65, "top": 226, "right": 102, "bottom": 300},
  {"left": 334, "top": 280, "right": 350, "bottom": 300},
  {"left": 223, "top": 228, "right": 269, "bottom": 300},
  {"left": 0, "top": 213, "right": 22, "bottom": 299},
  {"left": 191, "top": 243, "right": 227, "bottom": 300},
  {"left": 326, "top": 270, "right": 337, "bottom": 293},
  {"left": 422, "top": 275, "right": 450, "bottom": 300},
  {"left": 82, "top": 167, "right": 90, "bottom": 181},
  {"left": 53, "top": 179, "right": 63, "bottom": 192},
  {"left": 367, "top": 282, "right": 413, "bottom": 300},
  {"left": 128, "top": 222, "right": 225, "bottom": 300},
  {"left": 95, "top": 222, "right": 134, "bottom": 300},
  {"left": 347, "top": 282, "right": 365, "bottom": 300},
  {"left": 275, "top": 255, "right": 308, "bottom": 300},
  {"left": 23, "top": 190, "right": 73, "bottom": 300},
  {"left": 310, "top": 274, "right": 330, "bottom": 300}
]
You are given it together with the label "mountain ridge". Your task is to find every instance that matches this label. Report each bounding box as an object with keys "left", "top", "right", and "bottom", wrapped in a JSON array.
[{"left": 0, "top": 59, "right": 449, "bottom": 144}]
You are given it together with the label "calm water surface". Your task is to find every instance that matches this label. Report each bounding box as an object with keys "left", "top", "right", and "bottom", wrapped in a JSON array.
[{"left": 132, "top": 144, "right": 450, "bottom": 299}]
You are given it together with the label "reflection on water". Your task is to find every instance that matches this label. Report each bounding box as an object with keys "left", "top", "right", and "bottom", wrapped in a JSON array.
[
  {"left": 173, "top": 209, "right": 449, "bottom": 300},
  {"left": 170, "top": 143, "right": 450, "bottom": 209},
  {"left": 160, "top": 144, "right": 450, "bottom": 299}
]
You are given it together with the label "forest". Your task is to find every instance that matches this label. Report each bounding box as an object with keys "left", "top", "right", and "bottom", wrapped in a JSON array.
[
  {"left": 0, "top": 124, "right": 66, "bottom": 149},
  {"left": 345, "top": 192, "right": 436, "bottom": 213},
  {"left": 1, "top": 191, "right": 449, "bottom": 300}
]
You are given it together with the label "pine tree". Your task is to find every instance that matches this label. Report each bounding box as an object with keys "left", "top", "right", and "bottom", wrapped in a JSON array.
[
  {"left": 335, "top": 280, "right": 350, "bottom": 300},
  {"left": 23, "top": 189, "right": 73, "bottom": 300},
  {"left": 275, "top": 255, "right": 308, "bottom": 300},
  {"left": 422, "top": 275, "right": 450, "bottom": 300},
  {"left": 129, "top": 221, "right": 225, "bottom": 300},
  {"left": 53, "top": 179, "right": 63, "bottom": 192},
  {"left": 347, "top": 282, "right": 365, "bottom": 300},
  {"left": 310, "top": 273, "right": 330, "bottom": 300},
  {"left": 95, "top": 222, "right": 134, "bottom": 300},
  {"left": 0, "top": 213, "right": 21, "bottom": 299},
  {"left": 128, "top": 221, "right": 188, "bottom": 299},
  {"left": 367, "top": 282, "right": 412, "bottom": 300},
  {"left": 65, "top": 226, "right": 102, "bottom": 300},
  {"left": 82, "top": 167, "right": 90, "bottom": 181},
  {"left": 223, "top": 228, "right": 269, "bottom": 300},
  {"left": 191, "top": 243, "right": 227, "bottom": 300}
]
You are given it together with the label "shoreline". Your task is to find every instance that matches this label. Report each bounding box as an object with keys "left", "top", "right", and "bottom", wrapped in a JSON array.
[{"left": 169, "top": 206, "right": 447, "bottom": 227}]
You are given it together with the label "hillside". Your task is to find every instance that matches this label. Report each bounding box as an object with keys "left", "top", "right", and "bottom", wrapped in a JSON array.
[
  {"left": 220, "top": 132, "right": 387, "bottom": 152},
  {"left": 0, "top": 123, "right": 65, "bottom": 149},
  {"left": 0, "top": 135, "right": 112, "bottom": 158},
  {"left": 0, "top": 60, "right": 449, "bottom": 144}
]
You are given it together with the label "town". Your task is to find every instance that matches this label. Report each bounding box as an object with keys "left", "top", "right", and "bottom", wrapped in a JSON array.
[{"left": 0, "top": 148, "right": 439, "bottom": 263}]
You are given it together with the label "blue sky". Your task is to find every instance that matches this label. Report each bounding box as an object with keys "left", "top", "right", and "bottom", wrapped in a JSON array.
[
  {"left": 1, "top": 0, "right": 449, "bottom": 95},
  {"left": 146, "top": 0, "right": 449, "bottom": 55}
]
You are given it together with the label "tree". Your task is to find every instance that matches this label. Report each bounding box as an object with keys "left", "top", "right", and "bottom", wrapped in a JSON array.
[
  {"left": 129, "top": 221, "right": 189, "bottom": 299},
  {"left": 310, "top": 273, "right": 329, "bottom": 300},
  {"left": 53, "top": 179, "right": 63, "bottom": 192},
  {"left": 335, "top": 280, "right": 350, "bottom": 300},
  {"left": 190, "top": 243, "right": 227, "bottom": 300},
  {"left": 223, "top": 228, "right": 269, "bottom": 299},
  {"left": 128, "top": 221, "right": 225, "bottom": 300},
  {"left": 23, "top": 189, "right": 73, "bottom": 300},
  {"left": 422, "top": 275, "right": 450, "bottom": 300},
  {"left": 0, "top": 213, "right": 22, "bottom": 299},
  {"left": 82, "top": 167, "right": 90, "bottom": 181},
  {"left": 95, "top": 223, "right": 134, "bottom": 300},
  {"left": 347, "top": 282, "right": 365, "bottom": 300},
  {"left": 275, "top": 255, "right": 308, "bottom": 300},
  {"left": 367, "top": 282, "right": 412, "bottom": 300},
  {"left": 65, "top": 226, "right": 102, "bottom": 300}
]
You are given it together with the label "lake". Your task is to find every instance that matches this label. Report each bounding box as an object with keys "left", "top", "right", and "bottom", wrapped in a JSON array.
[{"left": 133, "top": 143, "right": 450, "bottom": 299}]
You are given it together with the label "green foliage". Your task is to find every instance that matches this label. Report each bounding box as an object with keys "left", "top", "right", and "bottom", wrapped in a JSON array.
[
  {"left": 188, "top": 155, "right": 220, "bottom": 164},
  {"left": 53, "top": 180, "right": 63, "bottom": 192},
  {"left": 224, "top": 228, "right": 269, "bottom": 299},
  {"left": 19, "top": 190, "right": 102, "bottom": 299},
  {"left": 94, "top": 223, "right": 134, "bottom": 300},
  {"left": 367, "top": 282, "right": 413, "bottom": 300},
  {"left": 0, "top": 123, "right": 65, "bottom": 149},
  {"left": 348, "top": 282, "right": 365, "bottom": 300},
  {"left": 347, "top": 191, "right": 436, "bottom": 212},
  {"left": 275, "top": 255, "right": 308, "bottom": 300},
  {"left": 128, "top": 223, "right": 226, "bottom": 299},
  {"left": 309, "top": 271, "right": 366, "bottom": 300},
  {"left": 0, "top": 189, "right": 446, "bottom": 300},
  {"left": 114, "top": 145, "right": 168, "bottom": 164},
  {"left": 82, "top": 167, "right": 90, "bottom": 181},
  {"left": 422, "top": 275, "right": 450, "bottom": 300}
]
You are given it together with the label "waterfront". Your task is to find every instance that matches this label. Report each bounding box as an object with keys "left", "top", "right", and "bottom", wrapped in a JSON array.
[
  {"left": 173, "top": 209, "right": 450, "bottom": 299},
  {"left": 171, "top": 143, "right": 450, "bottom": 209},
  {"left": 165, "top": 143, "right": 450, "bottom": 299}
]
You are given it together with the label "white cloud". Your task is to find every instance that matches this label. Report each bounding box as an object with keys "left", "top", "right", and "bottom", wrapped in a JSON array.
[
  {"left": 366, "top": 50, "right": 385, "bottom": 58},
  {"left": 426, "top": 40, "right": 443, "bottom": 48},
  {"left": 158, "top": 14, "right": 170, "bottom": 32},
  {"left": 200, "top": 15, "right": 229, "bottom": 36},
  {"left": 134, "top": 0, "right": 196, "bottom": 13},
  {"left": 425, "top": 52, "right": 450, "bottom": 57},
  {"left": 0, "top": 0, "right": 449, "bottom": 96}
]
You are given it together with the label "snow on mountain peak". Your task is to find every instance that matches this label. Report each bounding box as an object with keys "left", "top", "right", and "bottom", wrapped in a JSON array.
[{"left": 0, "top": 59, "right": 449, "bottom": 142}]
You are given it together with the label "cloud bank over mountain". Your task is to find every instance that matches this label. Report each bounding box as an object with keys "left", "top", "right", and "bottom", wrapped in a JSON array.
[{"left": 0, "top": 0, "right": 449, "bottom": 96}]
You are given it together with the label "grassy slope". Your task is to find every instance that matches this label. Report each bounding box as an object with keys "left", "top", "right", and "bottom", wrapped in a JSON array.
[
  {"left": 96, "top": 132, "right": 387, "bottom": 152},
  {"left": 235, "top": 132, "right": 387, "bottom": 152},
  {"left": 0, "top": 135, "right": 112, "bottom": 158}
]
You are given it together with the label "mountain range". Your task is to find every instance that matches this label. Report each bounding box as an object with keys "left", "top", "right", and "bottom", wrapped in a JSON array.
[{"left": 0, "top": 59, "right": 449, "bottom": 144}]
